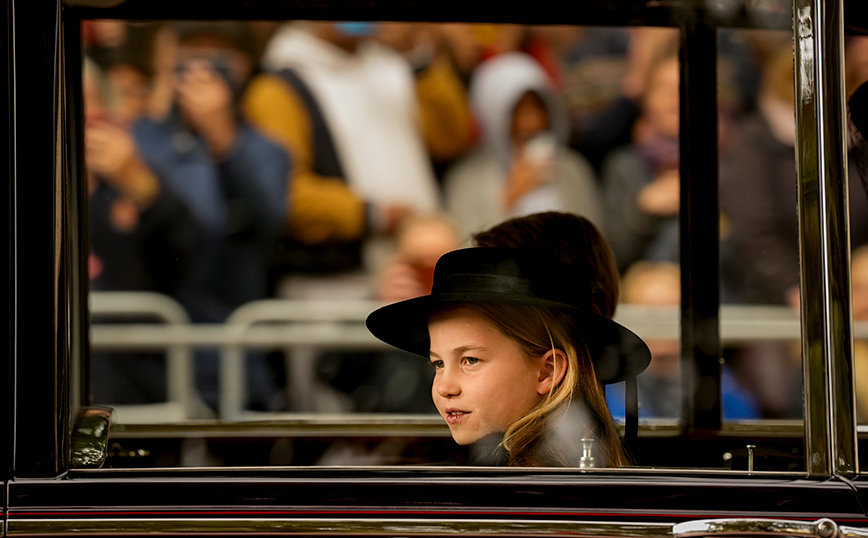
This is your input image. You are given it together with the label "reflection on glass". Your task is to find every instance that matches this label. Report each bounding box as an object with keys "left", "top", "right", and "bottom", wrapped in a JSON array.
[
  {"left": 854, "top": 247, "right": 868, "bottom": 425},
  {"left": 848, "top": 40, "right": 868, "bottom": 438},
  {"left": 83, "top": 21, "right": 812, "bottom": 470}
]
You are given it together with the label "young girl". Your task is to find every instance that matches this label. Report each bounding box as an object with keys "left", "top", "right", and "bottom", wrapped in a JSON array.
[{"left": 367, "top": 212, "right": 651, "bottom": 467}]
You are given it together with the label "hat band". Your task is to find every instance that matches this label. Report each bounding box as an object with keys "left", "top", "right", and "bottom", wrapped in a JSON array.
[{"left": 432, "top": 273, "right": 589, "bottom": 309}]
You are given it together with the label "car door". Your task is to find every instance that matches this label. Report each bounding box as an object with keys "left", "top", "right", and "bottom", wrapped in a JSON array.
[{"left": 6, "top": 0, "right": 868, "bottom": 537}]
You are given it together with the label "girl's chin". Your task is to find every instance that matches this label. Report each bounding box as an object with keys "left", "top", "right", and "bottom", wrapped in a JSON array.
[
  {"left": 450, "top": 429, "right": 484, "bottom": 446},
  {"left": 452, "top": 435, "right": 479, "bottom": 446},
  {"left": 451, "top": 430, "right": 502, "bottom": 446},
  {"left": 449, "top": 432, "right": 476, "bottom": 446}
]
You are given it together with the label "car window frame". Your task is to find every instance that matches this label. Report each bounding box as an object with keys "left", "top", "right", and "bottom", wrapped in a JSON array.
[{"left": 7, "top": 0, "right": 864, "bottom": 480}]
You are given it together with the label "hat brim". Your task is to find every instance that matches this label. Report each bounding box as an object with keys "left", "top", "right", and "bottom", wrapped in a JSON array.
[{"left": 366, "top": 293, "right": 651, "bottom": 385}]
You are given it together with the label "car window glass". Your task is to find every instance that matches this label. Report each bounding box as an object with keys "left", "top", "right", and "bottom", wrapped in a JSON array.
[{"left": 82, "top": 20, "right": 810, "bottom": 471}]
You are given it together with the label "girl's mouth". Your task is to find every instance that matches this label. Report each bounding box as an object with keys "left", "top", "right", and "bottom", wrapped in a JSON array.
[{"left": 445, "top": 409, "right": 470, "bottom": 425}]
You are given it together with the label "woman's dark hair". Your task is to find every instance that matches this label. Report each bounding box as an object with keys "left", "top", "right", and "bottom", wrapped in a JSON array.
[
  {"left": 92, "top": 23, "right": 163, "bottom": 79},
  {"left": 472, "top": 212, "right": 620, "bottom": 318},
  {"left": 173, "top": 21, "right": 258, "bottom": 60}
]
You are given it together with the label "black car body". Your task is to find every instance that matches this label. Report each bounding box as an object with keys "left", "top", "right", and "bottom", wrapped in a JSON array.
[{"left": 6, "top": 0, "right": 868, "bottom": 537}]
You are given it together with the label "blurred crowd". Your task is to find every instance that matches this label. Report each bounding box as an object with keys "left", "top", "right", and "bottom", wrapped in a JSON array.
[{"left": 82, "top": 20, "right": 868, "bottom": 422}]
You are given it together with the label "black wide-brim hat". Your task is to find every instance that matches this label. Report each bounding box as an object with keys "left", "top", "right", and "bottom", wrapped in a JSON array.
[{"left": 366, "top": 247, "right": 651, "bottom": 384}]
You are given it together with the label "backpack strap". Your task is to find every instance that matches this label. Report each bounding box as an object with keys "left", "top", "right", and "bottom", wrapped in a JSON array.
[
  {"left": 276, "top": 67, "right": 347, "bottom": 180},
  {"left": 268, "top": 68, "right": 362, "bottom": 277}
]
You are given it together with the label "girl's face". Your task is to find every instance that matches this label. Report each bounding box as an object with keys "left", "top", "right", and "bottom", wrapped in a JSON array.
[{"left": 428, "top": 307, "right": 548, "bottom": 445}]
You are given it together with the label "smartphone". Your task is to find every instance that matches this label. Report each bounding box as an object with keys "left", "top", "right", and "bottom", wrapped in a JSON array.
[{"left": 523, "top": 132, "right": 557, "bottom": 182}]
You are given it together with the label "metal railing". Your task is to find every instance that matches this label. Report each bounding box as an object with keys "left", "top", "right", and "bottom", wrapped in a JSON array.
[
  {"left": 91, "top": 292, "right": 840, "bottom": 423},
  {"left": 89, "top": 292, "right": 201, "bottom": 423}
]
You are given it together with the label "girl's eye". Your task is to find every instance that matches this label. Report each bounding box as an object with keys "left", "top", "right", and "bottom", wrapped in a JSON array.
[
  {"left": 463, "top": 356, "right": 480, "bottom": 366},
  {"left": 430, "top": 359, "right": 445, "bottom": 370}
]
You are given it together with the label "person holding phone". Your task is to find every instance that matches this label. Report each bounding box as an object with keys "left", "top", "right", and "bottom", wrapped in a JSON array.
[
  {"left": 443, "top": 53, "right": 602, "bottom": 242},
  {"left": 130, "top": 22, "right": 292, "bottom": 411}
]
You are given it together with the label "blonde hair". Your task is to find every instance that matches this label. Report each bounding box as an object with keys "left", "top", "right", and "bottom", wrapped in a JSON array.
[{"left": 442, "top": 302, "right": 628, "bottom": 467}]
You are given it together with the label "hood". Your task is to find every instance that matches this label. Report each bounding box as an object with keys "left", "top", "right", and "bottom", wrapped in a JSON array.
[
  {"left": 469, "top": 52, "right": 569, "bottom": 168},
  {"left": 261, "top": 22, "right": 383, "bottom": 73}
]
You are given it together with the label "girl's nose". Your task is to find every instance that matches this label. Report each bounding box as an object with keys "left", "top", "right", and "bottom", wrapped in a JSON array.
[{"left": 435, "top": 366, "right": 461, "bottom": 398}]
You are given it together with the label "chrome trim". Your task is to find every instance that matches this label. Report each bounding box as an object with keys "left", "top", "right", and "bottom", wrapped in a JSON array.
[
  {"left": 109, "top": 414, "right": 451, "bottom": 438},
  {"left": 62, "top": 0, "right": 126, "bottom": 7},
  {"left": 104, "top": 417, "right": 807, "bottom": 441},
  {"left": 67, "top": 464, "right": 807, "bottom": 478},
  {"left": 104, "top": 417, "right": 805, "bottom": 440},
  {"left": 70, "top": 407, "right": 112, "bottom": 469},
  {"left": 840, "top": 527, "right": 868, "bottom": 538},
  {"left": 674, "top": 518, "right": 837, "bottom": 538},
  {"left": 793, "top": 0, "right": 858, "bottom": 477},
  {"left": 5, "top": 518, "right": 674, "bottom": 537},
  {"left": 746, "top": 445, "right": 756, "bottom": 473}
]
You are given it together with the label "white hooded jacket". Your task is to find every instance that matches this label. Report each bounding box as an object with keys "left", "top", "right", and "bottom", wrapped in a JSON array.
[
  {"left": 444, "top": 52, "right": 603, "bottom": 241},
  {"left": 262, "top": 24, "right": 439, "bottom": 216}
]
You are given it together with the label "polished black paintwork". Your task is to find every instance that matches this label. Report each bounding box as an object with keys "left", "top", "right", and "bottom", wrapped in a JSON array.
[
  {"left": 11, "top": 0, "right": 70, "bottom": 479},
  {"left": 7, "top": 0, "right": 868, "bottom": 534},
  {"left": 63, "top": 15, "right": 91, "bottom": 417},
  {"left": 64, "top": 0, "right": 761, "bottom": 26},
  {"left": 3, "top": 0, "right": 16, "bottom": 487},
  {"left": 6, "top": 472, "right": 868, "bottom": 523},
  {"left": 678, "top": 20, "right": 721, "bottom": 434},
  {"left": 58, "top": 0, "right": 868, "bottom": 31}
]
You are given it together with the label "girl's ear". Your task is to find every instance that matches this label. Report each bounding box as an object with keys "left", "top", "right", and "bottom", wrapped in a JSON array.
[{"left": 537, "top": 349, "right": 568, "bottom": 396}]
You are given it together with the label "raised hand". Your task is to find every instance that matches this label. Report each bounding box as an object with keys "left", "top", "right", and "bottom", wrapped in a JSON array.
[{"left": 176, "top": 60, "right": 237, "bottom": 158}]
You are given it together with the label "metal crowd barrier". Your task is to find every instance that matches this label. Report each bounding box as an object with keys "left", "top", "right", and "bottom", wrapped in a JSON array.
[
  {"left": 92, "top": 292, "right": 852, "bottom": 423},
  {"left": 89, "top": 292, "right": 200, "bottom": 423}
]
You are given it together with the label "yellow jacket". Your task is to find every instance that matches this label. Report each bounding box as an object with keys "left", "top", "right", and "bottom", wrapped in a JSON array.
[{"left": 242, "top": 57, "right": 471, "bottom": 245}]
